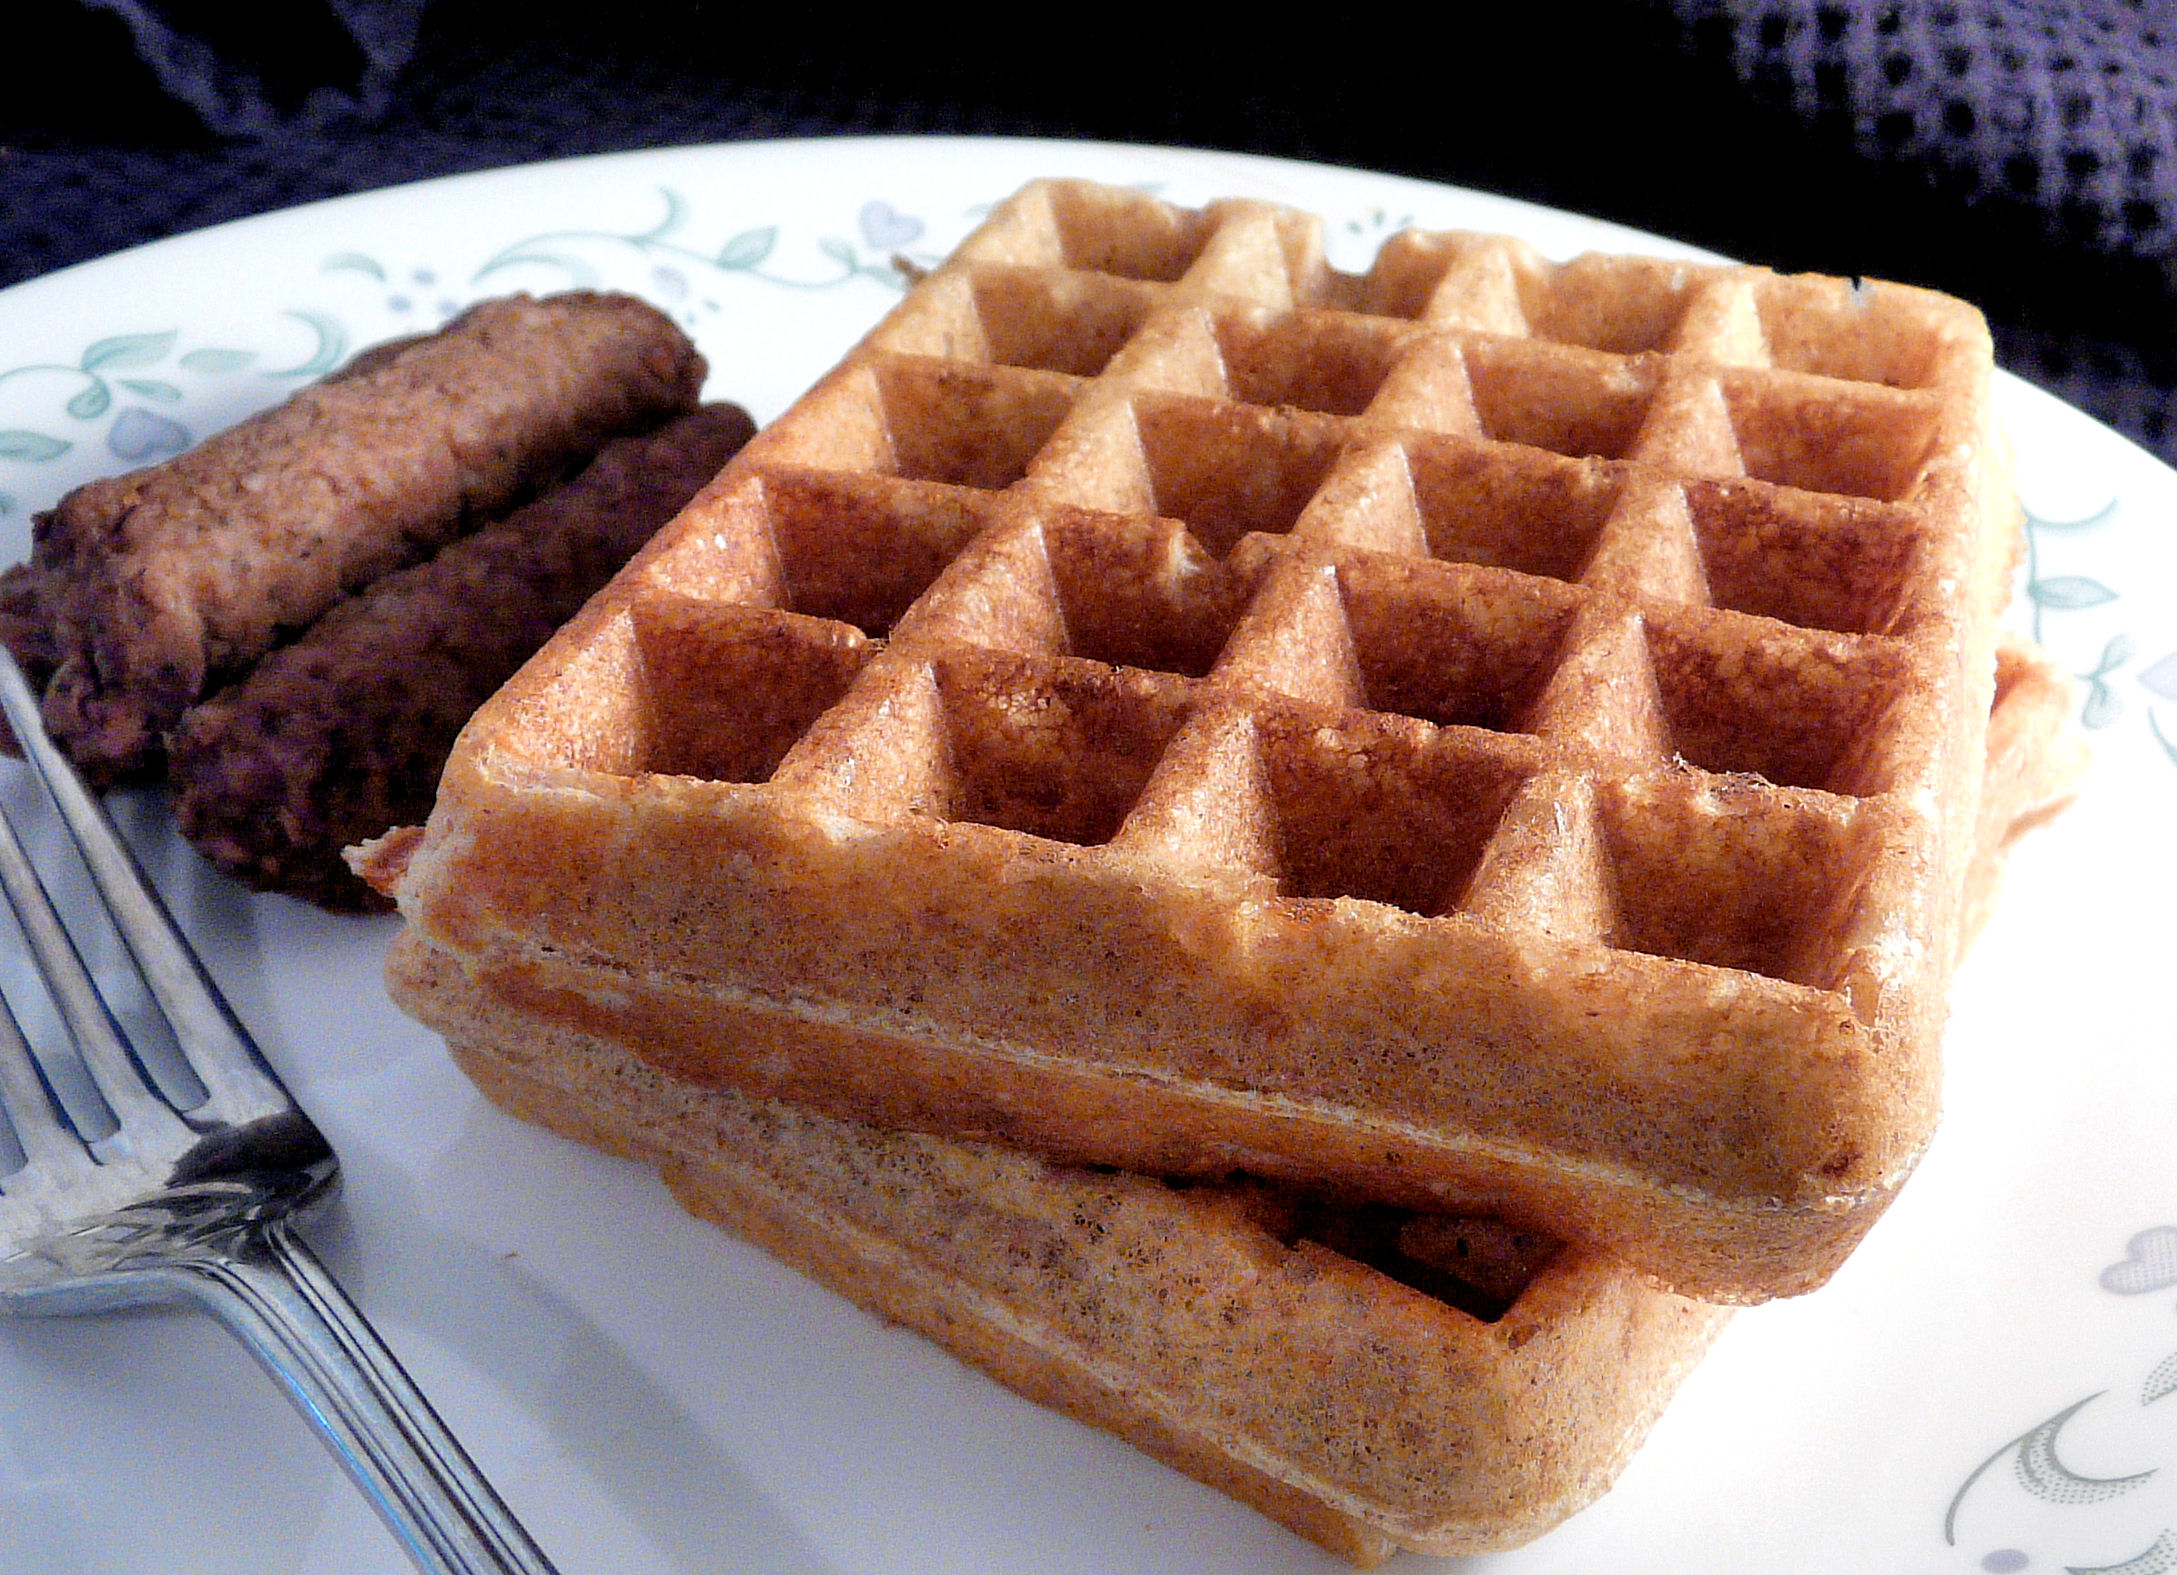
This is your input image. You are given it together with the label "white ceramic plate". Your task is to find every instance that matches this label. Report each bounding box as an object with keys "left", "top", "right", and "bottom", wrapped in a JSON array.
[{"left": 0, "top": 137, "right": 2171, "bottom": 1575}]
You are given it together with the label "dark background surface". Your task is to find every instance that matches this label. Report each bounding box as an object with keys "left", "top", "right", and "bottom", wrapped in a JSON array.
[{"left": 7, "top": 0, "right": 2177, "bottom": 462}]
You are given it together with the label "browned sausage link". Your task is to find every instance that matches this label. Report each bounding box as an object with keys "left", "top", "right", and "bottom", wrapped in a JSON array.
[
  {"left": 167, "top": 402, "right": 756, "bottom": 912},
  {"left": 0, "top": 562, "right": 55, "bottom": 687},
  {"left": 28, "top": 291, "right": 705, "bottom": 783},
  {"left": 0, "top": 563, "right": 50, "bottom": 756}
]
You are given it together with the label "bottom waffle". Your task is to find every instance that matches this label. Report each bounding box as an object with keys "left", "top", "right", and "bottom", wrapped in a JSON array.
[
  {"left": 377, "top": 636, "right": 2081, "bottom": 1564},
  {"left": 393, "top": 928, "right": 1724, "bottom": 1563}
]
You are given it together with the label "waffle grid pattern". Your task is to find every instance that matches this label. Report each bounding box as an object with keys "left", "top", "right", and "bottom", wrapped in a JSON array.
[
  {"left": 529, "top": 182, "right": 1991, "bottom": 990},
  {"left": 431, "top": 181, "right": 2013, "bottom": 1298}
]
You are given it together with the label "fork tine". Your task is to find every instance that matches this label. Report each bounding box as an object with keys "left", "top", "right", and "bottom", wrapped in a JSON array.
[
  {"left": 0, "top": 794, "right": 191, "bottom": 1156},
  {"left": 0, "top": 987, "right": 92, "bottom": 1179},
  {"left": 0, "top": 652, "right": 286, "bottom": 1125}
]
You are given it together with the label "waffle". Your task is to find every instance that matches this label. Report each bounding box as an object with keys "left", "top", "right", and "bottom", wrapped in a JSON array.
[
  {"left": 371, "top": 635, "right": 2079, "bottom": 1564},
  {"left": 383, "top": 180, "right": 2021, "bottom": 1301}
]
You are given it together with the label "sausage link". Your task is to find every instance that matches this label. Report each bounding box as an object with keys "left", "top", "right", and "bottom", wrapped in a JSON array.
[
  {"left": 168, "top": 402, "right": 753, "bottom": 911},
  {"left": 27, "top": 290, "right": 704, "bottom": 782}
]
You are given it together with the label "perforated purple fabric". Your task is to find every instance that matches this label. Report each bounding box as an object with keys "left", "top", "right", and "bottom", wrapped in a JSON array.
[
  {"left": 3, "top": 1, "right": 2176, "bottom": 461},
  {"left": 1669, "top": 0, "right": 2177, "bottom": 449},
  {"left": 74, "top": 0, "right": 430, "bottom": 134},
  {"left": 1688, "top": 2, "right": 2177, "bottom": 257}
]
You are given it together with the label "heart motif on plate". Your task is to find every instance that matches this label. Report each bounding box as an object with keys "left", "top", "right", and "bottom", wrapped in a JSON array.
[
  {"left": 859, "top": 201, "right": 924, "bottom": 250},
  {"left": 108, "top": 408, "right": 192, "bottom": 463},
  {"left": 2102, "top": 1227, "right": 2177, "bottom": 1294}
]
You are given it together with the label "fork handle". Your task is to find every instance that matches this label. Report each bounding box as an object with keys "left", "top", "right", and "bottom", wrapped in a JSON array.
[{"left": 169, "top": 1216, "right": 561, "bottom": 1575}]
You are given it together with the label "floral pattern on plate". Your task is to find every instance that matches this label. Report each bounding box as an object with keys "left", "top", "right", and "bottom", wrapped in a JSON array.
[{"left": 1945, "top": 1229, "right": 2177, "bottom": 1573}]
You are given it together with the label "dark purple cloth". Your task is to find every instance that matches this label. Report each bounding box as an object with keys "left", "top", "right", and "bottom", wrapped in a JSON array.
[
  {"left": 4, "top": 1, "right": 2176, "bottom": 464},
  {"left": 1670, "top": 1, "right": 2177, "bottom": 452},
  {"left": 73, "top": 0, "right": 429, "bottom": 133}
]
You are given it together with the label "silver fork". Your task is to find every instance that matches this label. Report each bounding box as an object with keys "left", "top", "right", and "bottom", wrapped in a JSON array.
[{"left": 0, "top": 650, "right": 558, "bottom": 1575}]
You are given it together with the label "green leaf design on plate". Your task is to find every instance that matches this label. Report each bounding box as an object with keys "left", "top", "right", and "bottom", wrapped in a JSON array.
[
  {"left": 1946, "top": 1393, "right": 2158, "bottom": 1545},
  {"left": 65, "top": 382, "right": 110, "bottom": 420},
  {"left": 322, "top": 252, "right": 386, "bottom": 279},
  {"left": 2080, "top": 629, "right": 2138, "bottom": 728},
  {"left": 2032, "top": 575, "right": 2119, "bottom": 611},
  {"left": 2030, "top": 499, "right": 2120, "bottom": 532},
  {"left": 0, "top": 430, "right": 70, "bottom": 461},
  {"left": 475, "top": 250, "right": 601, "bottom": 288},
  {"left": 265, "top": 311, "right": 349, "bottom": 378},
  {"left": 639, "top": 188, "right": 689, "bottom": 242},
  {"left": 80, "top": 330, "right": 176, "bottom": 373},
  {"left": 2083, "top": 679, "right": 2125, "bottom": 730},
  {"left": 119, "top": 379, "right": 181, "bottom": 402},
  {"left": 716, "top": 227, "right": 777, "bottom": 269},
  {"left": 817, "top": 236, "right": 857, "bottom": 266},
  {"left": 179, "top": 348, "right": 257, "bottom": 374},
  {"left": 2015, "top": 1396, "right": 2155, "bottom": 1502},
  {"left": 2152, "top": 709, "right": 2177, "bottom": 767},
  {"left": 2067, "top": 1529, "right": 2177, "bottom": 1575}
]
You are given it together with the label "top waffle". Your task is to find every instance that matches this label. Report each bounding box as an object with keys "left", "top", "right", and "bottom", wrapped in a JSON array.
[{"left": 386, "top": 180, "right": 2019, "bottom": 1301}]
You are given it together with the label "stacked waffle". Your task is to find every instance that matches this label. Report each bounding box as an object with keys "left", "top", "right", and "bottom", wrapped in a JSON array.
[{"left": 367, "top": 181, "right": 2081, "bottom": 1559}]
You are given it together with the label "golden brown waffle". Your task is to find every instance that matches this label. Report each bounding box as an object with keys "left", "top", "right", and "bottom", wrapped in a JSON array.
[
  {"left": 386, "top": 179, "right": 2021, "bottom": 1301},
  {"left": 371, "top": 635, "right": 2079, "bottom": 1564}
]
